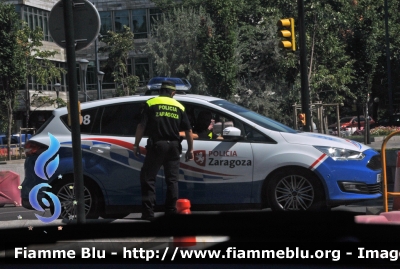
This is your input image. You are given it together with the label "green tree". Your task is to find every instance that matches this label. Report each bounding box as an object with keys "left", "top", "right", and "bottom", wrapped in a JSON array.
[
  {"left": 153, "top": 0, "right": 243, "bottom": 98},
  {"left": 0, "top": 3, "right": 26, "bottom": 160},
  {"left": 353, "top": 0, "right": 400, "bottom": 119},
  {"left": 99, "top": 26, "right": 139, "bottom": 96},
  {"left": 305, "top": 1, "right": 355, "bottom": 104},
  {"left": 233, "top": 1, "right": 299, "bottom": 124},
  {"left": 17, "top": 23, "right": 65, "bottom": 127},
  {"left": 144, "top": 6, "right": 212, "bottom": 94},
  {"left": 259, "top": 0, "right": 356, "bottom": 124},
  {"left": 197, "top": 0, "right": 243, "bottom": 98},
  {"left": 150, "top": 0, "right": 400, "bottom": 126}
]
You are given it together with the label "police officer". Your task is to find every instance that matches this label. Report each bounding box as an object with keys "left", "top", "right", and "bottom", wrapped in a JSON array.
[{"left": 134, "top": 81, "right": 194, "bottom": 220}]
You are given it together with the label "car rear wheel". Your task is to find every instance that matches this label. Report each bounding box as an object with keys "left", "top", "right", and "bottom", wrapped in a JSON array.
[
  {"left": 267, "top": 169, "right": 327, "bottom": 211},
  {"left": 51, "top": 176, "right": 102, "bottom": 219}
]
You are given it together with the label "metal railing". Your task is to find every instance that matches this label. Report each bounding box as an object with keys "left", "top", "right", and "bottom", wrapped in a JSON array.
[{"left": 381, "top": 130, "right": 400, "bottom": 212}]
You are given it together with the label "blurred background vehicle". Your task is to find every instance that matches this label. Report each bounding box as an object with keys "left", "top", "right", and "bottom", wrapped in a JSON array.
[
  {"left": 145, "top": 77, "right": 191, "bottom": 95},
  {"left": 0, "top": 135, "right": 19, "bottom": 146},
  {"left": 328, "top": 116, "right": 375, "bottom": 135},
  {"left": 374, "top": 113, "right": 400, "bottom": 127}
]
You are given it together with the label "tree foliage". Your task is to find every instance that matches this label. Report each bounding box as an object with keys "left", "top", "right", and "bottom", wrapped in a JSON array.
[
  {"left": 99, "top": 26, "right": 139, "bottom": 96},
  {"left": 0, "top": 3, "right": 26, "bottom": 160},
  {"left": 0, "top": 2, "right": 64, "bottom": 159},
  {"left": 144, "top": 6, "right": 212, "bottom": 94},
  {"left": 17, "top": 22, "right": 65, "bottom": 127},
  {"left": 152, "top": 0, "right": 242, "bottom": 98},
  {"left": 151, "top": 0, "right": 400, "bottom": 125}
]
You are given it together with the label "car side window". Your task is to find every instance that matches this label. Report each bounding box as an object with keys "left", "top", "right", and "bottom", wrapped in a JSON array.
[
  {"left": 60, "top": 108, "right": 99, "bottom": 134},
  {"left": 180, "top": 103, "right": 236, "bottom": 140},
  {"left": 243, "top": 123, "right": 276, "bottom": 143},
  {"left": 98, "top": 102, "right": 143, "bottom": 136},
  {"left": 80, "top": 108, "right": 100, "bottom": 134}
]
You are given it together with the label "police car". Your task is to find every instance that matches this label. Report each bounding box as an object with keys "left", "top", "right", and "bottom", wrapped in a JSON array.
[{"left": 21, "top": 94, "right": 382, "bottom": 219}]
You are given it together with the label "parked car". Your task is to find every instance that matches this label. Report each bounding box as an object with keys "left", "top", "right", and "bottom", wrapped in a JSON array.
[
  {"left": 374, "top": 113, "right": 400, "bottom": 127},
  {"left": 328, "top": 116, "right": 375, "bottom": 135},
  {"left": 0, "top": 133, "right": 32, "bottom": 146},
  {"left": 21, "top": 94, "right": 382, "bottom": 219},
  {"left": 0, "top": 135, "right": 19, "bottom": 146},
  {"left": 145, "top": 77, "right": 191, "bottom": 95},
  {"left": 0, "top": 134, "right": 25, "bottom": 159}
]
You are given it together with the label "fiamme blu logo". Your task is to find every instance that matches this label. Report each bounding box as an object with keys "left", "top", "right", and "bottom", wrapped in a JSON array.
[{"left": 28, "top": 133, "right": 61, "bottom": 223}]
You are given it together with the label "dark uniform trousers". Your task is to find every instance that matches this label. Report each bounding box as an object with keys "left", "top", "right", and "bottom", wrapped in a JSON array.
[{"left": 140, "top": 140, "right": 181, "bottom": 218}]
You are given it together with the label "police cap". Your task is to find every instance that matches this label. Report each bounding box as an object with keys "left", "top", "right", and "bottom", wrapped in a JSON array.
[{"left": 160, "top": 81, "right": 176, "bottom": 91}]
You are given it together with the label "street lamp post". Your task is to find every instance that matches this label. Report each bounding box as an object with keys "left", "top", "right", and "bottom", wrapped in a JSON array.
[
  {"left": 365, "top": 94, "right": 371, "bottom": 144},
  {"left": 97, "top": 71, "right": 104, "bottom": 99},
  {"left": 54, "top": 83, "right": 61, "bottom": 108},
  {"left": 364, "top": 95, "right": 379, "bottom": 145},
  {"left": 79, "top": 59, "right": 89, "bottom": 102}
]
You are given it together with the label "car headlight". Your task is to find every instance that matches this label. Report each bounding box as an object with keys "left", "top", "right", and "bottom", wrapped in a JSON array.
[{"left": 314, "top": 146, "right": 365, "bottom": 161}]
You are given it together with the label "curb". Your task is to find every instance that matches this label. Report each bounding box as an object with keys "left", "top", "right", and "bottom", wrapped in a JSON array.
[{"left": 0, "top": 218, "right": 142, "bottom": 230}]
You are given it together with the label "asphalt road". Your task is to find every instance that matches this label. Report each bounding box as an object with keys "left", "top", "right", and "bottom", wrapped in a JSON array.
[
  {"left": 0, "top": 205, "right": 147, "bottom": 222},
  {"left": 0, "top": 198, "right": 389, "bottom": 222}
]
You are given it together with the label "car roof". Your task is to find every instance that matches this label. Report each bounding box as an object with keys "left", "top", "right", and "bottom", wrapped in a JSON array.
[{"left": 52, "top": 94, "right": 222, "bottom": 116}]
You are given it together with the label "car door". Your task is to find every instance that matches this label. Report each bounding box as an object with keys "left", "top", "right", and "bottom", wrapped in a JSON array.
[
  {"left": 174, "top": 103, "right": 254, "bottom": 205},
  {"left": 78, "top": 102, "right": 164, "bottom": 207}
]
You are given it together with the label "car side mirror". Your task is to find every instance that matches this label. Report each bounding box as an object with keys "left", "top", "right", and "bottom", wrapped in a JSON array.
[{"left": 222, "top": 127, "right": 241, "bottom": 140}]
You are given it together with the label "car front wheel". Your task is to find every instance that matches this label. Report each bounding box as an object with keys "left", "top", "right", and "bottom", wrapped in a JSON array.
[{"left": 267, "top": 169, "right": 327, "bottom": 211}]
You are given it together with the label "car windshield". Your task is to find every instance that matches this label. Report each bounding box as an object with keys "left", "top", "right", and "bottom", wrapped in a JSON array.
[{"left": 210, "top": 100, "right": 297, "bottom": 133}]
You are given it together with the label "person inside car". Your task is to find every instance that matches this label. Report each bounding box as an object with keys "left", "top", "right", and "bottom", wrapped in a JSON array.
[{"left": 193, "top": 110, "right": 219, "bottom": 140}]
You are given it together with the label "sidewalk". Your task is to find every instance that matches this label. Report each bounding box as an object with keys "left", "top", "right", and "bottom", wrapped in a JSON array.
[{"left": 0, "top": 159, "right": 25, "bottom": 183}]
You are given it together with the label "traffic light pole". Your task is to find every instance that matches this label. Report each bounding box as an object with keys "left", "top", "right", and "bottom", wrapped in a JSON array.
[{"left": 298, "top": 0, "right": 311, "bottom": 132}]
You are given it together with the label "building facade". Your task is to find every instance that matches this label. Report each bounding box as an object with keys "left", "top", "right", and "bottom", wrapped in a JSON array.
[{"left": 7, "top": 0, "right": 158, "bottom": 131}]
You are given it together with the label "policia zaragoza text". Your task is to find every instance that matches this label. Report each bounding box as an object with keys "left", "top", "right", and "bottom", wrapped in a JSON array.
[{"left": 155, "top": 104, "right": 180, "bottom": 119}]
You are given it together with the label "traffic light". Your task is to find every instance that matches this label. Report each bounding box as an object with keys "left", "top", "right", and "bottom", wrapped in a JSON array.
[
  {"left": 277, "top": 18, "right": 296, "bottom": 51},
  {"left": 298, "top": 113, "right": 306, "bottom": 126}
]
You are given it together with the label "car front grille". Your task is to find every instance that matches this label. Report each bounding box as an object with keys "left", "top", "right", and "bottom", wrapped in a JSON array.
[
  {"left": 367, "top": 183, "right": 382, "bottom": 194},
  {"left": 367, "top": 154, "right": 381, "bottom": 170}
]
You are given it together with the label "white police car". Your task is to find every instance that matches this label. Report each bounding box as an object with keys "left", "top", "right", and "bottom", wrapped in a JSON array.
[{"left": 21, "top": 94, "right": 382, "bottom": 219}]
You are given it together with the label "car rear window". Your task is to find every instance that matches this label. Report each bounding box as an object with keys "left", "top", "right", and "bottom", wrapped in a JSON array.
[
  {"left": 99, "top": 103, "right": 143, "bottom": 136},
  {"left": 35, "top": 115, "right": 55, "bottom": 135},
  {"left": 60, "top": 102, "right": 145, "bottom": 136}
]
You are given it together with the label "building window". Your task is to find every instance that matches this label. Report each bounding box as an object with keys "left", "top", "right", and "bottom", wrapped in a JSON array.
[
  {"left": 27, "top": 61, "right": 66, "bottom": 91},
  {"left": 149, "top": 8, "right": 162, "bottom": 34},
  {"left": 132, "top": 9, "right": 147, "bottom": 39},
  {"left": 133, "top": 58, "right": 150, "bottom": 85},
  {"left": 115, "top": 10, "right": 129, "bottom": 33},
  {"left": 99, "top": 60, "right": 115, "bottom": 90},
  {"left": 99, "top": 11, "right": 112, "bottom": 35},
  {"left": 21, "top": 6, "right": 51, "bottom": 41}
]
